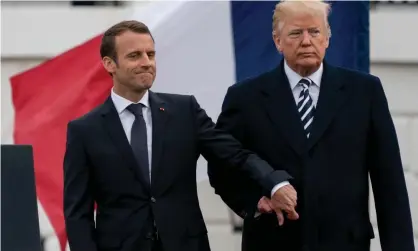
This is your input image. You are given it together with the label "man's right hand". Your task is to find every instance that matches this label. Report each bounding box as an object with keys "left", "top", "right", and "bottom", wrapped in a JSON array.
[{"left": 271, "top": 184, "right": 299, "bottom": 223}]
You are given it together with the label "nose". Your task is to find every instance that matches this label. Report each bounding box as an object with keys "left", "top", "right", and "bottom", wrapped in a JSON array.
[
  {"left": 301, "top": 30, "right": 312, "bottom": 45},
  {"left": 140, "top": 54, "right": 152, "bottom": 67}
]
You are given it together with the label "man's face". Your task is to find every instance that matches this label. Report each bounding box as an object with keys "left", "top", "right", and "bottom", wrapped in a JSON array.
[
  {"left": 104, "top": 31, "right": 156, "bottom": 93},
  {"left": 274, "top": 12, "right": 329, "bottom": 73}
]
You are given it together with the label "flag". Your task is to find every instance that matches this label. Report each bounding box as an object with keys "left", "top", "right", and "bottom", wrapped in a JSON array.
[{"left": 9, "top": 1, "right": 369, "bottom": 250}]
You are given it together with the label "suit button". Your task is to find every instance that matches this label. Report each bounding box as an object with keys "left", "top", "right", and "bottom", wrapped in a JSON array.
[{"left": 151, "top": 197, "right": 156, "bottom": 203}]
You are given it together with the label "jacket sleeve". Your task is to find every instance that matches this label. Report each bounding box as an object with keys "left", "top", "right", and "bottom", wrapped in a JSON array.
[
  {"left": 199, "top": 86, "right": 292, "bottom": 217},
  {"left": 63, "top": 121, "right": 97, "bottom": 251},
  {"left": 207, "top": 86, "right": 261, "bottom": 218},
  {"left": 368, "top": 77, "right": 415, "bottom": 251}
]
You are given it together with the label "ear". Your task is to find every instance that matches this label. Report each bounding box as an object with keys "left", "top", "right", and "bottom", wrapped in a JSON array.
[
  {"left": 102, "top": 56, "right": 117, "bottom": 75},
  {"left": 324, "top": 25, "right": 331, "bottom": 49},
  {"left": 272, "top": 31, "right": 283, "bottom": 53}
]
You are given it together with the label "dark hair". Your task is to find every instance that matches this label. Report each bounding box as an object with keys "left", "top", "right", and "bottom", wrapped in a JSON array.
[{"left": 100, "top": 20, "right": 154, "bottom": 62}]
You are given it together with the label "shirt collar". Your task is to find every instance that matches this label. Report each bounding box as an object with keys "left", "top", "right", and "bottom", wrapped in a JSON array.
[
  {"left": 111, "top": 88, "right": 150, "bottom": 114},
  {"left": 284, "top": 60, "right": 323, "bottom": 89}
]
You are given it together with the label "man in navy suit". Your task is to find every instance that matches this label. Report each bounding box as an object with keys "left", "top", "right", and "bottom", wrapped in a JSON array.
[
  {"left": 63, "top": 20, "right": 296, "bottom": 251},
  {"left": 208, "top": 1, "right": 415, "bottom": 251}
]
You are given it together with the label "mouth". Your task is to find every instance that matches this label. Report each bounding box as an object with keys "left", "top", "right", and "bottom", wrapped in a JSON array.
[
  {"left": 299, "top": 52, "right": 316, "bottom": 58},
  {"left": 136, "top": 72, "right": 153, "bottom": 76}
]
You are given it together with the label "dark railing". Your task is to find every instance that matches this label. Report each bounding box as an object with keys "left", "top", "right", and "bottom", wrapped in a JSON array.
[{"left": 71, "top": 1, "right": 123, "bottom": 6}]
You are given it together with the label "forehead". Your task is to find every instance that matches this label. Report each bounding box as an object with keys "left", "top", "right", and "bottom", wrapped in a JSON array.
[
  {"left": 114, "top": 31, "right": 155, "bottom": 55},
  {"left": 282, "top": 12, "right": 326, "bottom": 30}
]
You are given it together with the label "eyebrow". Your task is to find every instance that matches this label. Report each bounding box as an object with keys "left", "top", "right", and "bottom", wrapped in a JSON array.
[
  {"left": 289, "top": 27, "right": 320, "bottom": 31},
  {"left": 126, "top": 50, "right": 156, "bottom": 56}
]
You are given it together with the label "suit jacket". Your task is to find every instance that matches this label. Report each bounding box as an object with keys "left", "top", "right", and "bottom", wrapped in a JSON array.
[
  {"left": 63, "top": 92, "right": 286, "bottom": 251},
  {"left": 207, "top": 60, "right": 415, "bottom": 251}
]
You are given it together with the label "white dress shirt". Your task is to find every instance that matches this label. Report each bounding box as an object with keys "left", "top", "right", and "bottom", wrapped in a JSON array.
[
  {"left": 270, "top": 61, "right": 323, "bottom": 195},
  {"left": 111, "top": 89, "right": 153, "bottom": 181},
  {"left": 255, "top": 61, "right": 323, "bottom": 217},
  {"left": 285, "top": 60, "right": 322, "bottom": 106}
]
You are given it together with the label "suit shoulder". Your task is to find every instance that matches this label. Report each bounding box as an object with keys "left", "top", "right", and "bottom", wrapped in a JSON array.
[
  {"left": 335, "top": 66, "right": 380, "bottom": 84},
  {"left": 67, "top": 103, "right": 104, "bottom": 128},
  {"left": 152, "top": 92, "right": 197, "bottom": 110},
  {"left": 153, "top": 92, "right": 193, "bottom": 103},
  {"left": 228, "top": 69, "right": 274, "bottom": 94},
  {"left": 333, "top": 66, "right": 384, "bottom": 97}
]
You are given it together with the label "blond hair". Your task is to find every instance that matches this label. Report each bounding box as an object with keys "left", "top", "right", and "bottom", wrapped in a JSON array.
[{"left": 272, "top": 0, "right": 331, "bottom": 37}]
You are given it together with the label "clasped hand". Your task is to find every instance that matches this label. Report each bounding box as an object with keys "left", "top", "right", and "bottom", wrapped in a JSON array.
[{"left": 257, "top": 184, "right": 299, "bottom": 226}]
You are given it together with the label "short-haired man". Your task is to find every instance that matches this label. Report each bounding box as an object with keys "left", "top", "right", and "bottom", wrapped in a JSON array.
[
  {"left": 208, "top": 1, "right": 415, "bottom": 251},
  {"left": 63, "top": 20, "right": 291, "bottom": 251}
]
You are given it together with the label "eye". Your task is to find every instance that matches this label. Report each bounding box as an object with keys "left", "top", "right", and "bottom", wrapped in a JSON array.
[
  {"left": 289, "top": 30, "right": 302, "bottom": 38},
  {"left": 309, "top": 29, "right": 321, "bottom": 37},
  {"left": 128, "top": 53, "right": 138, "bottom": 58}
]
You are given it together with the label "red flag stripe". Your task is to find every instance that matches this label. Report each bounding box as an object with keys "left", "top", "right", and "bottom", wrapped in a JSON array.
[{"left": 11, "top": 34, "right": 112, "bottom": 251}]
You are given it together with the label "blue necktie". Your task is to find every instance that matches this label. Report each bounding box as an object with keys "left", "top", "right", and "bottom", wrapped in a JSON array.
[{"left": 126, "top": 103, "right": 150, "bottom": 185}]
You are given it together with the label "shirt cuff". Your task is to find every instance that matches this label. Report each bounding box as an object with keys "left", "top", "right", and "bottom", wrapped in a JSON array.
[{"left": 271, "top": 181, "right": 290, "bottom": 197}]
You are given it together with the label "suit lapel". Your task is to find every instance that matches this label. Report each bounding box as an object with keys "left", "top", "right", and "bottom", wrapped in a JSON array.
[
  {"left": 307, "top": 62, "right": 348, "bottom": 150},
  {"left": 260, "top": 62, "right": 308, "bottom": 156},
  {"left": 148, "top": 91, "right": 170, "bottom": 187},
  {"left": 100, "top": 97, "right": 150, "bottom": 191}
]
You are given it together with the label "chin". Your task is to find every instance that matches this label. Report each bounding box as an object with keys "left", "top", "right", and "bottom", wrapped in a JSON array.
[
  {"left": 142, "top": 82, "right": 154, "bottom": 90},
  {"left": 298, "top": 58, "right": 320, "bottom": 68},
  {"left": 131, "top": 82, "right": 152, "bottom": 92}
]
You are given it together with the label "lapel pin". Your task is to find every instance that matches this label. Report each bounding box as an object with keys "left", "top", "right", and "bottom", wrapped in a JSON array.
[{"left": 159, "top": 107, "right": 165, "bottom": 112}]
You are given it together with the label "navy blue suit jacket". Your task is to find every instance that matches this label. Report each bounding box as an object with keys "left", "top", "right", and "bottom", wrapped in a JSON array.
[{"left": 208, "top": 60, "right": 415, "bottom": 251}]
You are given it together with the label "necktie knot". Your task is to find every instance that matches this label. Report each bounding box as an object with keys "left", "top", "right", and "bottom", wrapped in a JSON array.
[
  {"left": 299, "top": 78, "right": 311, "bottom": 89},
  {"left": 126, "top": 103, "right": 144, "bottom": 117}
]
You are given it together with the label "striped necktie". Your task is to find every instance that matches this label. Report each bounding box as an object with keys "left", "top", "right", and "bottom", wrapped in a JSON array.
[{"left": 297, "top": 78, "right": 315, "bottom": 138}]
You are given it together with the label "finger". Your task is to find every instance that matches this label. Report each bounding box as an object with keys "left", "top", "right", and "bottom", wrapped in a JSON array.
[
  {"left": 271, "top": 196, "right": 295, "bottom": 213},
  {"left": 259, "top": 203, "right": 272, "bottom": 213},
  {"left": 270, "top": 200, "right": 285, "bottom": 213},
  {"left": 258, "top": 199, "right": 273, "bottom": 213},
  {"left": 271, "top": 198, "right": 290, "bottom": 211},
  {"left": 288, "top": 189, "right": 297, "bottom": 202},
  {"left": 284, "top": 187, "right": 297, "bottom": 201},
  {"left": 285, "top": 185, "right": 297, "bottom": 200},
  {"left": 289, "top": 195, "right": 297, "bottom": 207},
  {"left": 281, "top": 203, "right": 298, "bottom": 220},
  {"left": 257, "top": 197, "right": 266, "bottom": 212},
  {"left": 276, "top": 210, "right": 285, "bottom": 226},
  {"left": 287, "top": 208, "right": 299, "bottom": 220},
  {"left": 287, "top": 185, "right": 297, "bottom": 194},
  {"left": 260, "top": 196, "right": 271, "bottom": 205},
  {"left": 267, "top": 199, "right": 274, "bottom": 209},
  {"left": 261, "top": 196, "right": 269, "bottom": 201},
  {"left": 284, "top": 193, "right": 297, "bottom": 207},
  {"left": 283, "top": 196, "right": 296, "bottom": 209},
  {"left": 283, "top": 204, "right": 295, "bottom": 213}
]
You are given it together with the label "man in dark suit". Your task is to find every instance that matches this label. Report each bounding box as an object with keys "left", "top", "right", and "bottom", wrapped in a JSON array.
[
  {"left": 208, "top": 1, "right": 415, "bottom": 251},
  {"left": 63, "top": 20, "right": 293, "bottom": 251}
]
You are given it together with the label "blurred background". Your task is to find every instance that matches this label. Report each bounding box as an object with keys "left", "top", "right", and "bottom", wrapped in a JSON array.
[{"left": 1, "top": 1, "right": 417, "bottom": 251}]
